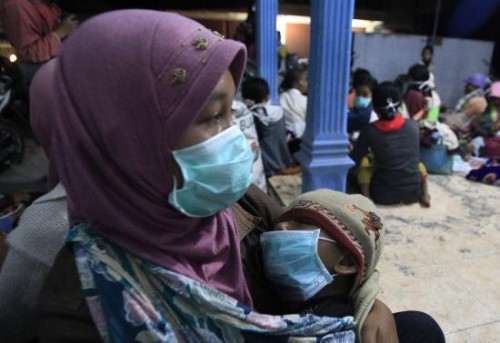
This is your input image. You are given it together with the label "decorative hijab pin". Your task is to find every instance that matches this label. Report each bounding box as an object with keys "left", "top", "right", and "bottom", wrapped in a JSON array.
[
  {"left": 192, "top": 38, "right": 208, "bottom": 50},
  {"left": 171, "top": 68, "right": 187, "bottom": 84}
]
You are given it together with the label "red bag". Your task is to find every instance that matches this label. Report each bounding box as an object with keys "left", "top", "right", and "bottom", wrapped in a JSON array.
[{"left": 485, "top": 137, "right": 500, "bottom": 158}]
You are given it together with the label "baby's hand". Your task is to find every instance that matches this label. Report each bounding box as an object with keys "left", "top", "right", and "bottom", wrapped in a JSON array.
[{"left": 362, "top": 299, "right": 399, "bottom": 343}]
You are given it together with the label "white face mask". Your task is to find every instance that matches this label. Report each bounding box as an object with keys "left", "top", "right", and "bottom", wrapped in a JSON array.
[{"left": 168, "top": 126, "right": 253, "bottom": 217}]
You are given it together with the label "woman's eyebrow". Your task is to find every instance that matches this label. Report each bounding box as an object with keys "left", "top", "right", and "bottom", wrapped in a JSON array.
[{"left": 209, "top": 91, "right": 229, "bottom": 102}]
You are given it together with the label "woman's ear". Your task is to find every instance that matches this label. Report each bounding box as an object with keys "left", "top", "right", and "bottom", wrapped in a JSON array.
[{"left": 333, "top": 252, "right": 357, "bottom": 275}]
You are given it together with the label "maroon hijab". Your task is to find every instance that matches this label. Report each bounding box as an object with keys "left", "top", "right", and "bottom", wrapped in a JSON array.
[{"left": 50, "top": 10, "right": 251, "bottom": 304}]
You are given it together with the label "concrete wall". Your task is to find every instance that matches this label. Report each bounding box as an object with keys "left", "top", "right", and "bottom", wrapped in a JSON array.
[
  {"left": 352, "top": 33, "right": 494, "bottom": 108},
  {"left": 286, "top": 23, "right": 310, "bottom": 58}
]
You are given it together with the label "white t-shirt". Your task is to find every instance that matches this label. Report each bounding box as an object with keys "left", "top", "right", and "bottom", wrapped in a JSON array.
[{"left": 279, "top": 88, "right": 307, "bottom": 138}]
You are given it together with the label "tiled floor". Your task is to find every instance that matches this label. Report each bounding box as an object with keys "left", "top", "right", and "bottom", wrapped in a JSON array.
[{"left": 269, "top": 173, "right": 500, "bottom": 341}]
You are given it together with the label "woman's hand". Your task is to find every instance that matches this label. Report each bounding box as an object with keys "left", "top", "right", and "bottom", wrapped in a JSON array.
[
  {"left": 361, "top": 299, "right": 399, "bottom": 343},
  {"left": 55, "top": 15, "right": 79, "bottom": 40}
]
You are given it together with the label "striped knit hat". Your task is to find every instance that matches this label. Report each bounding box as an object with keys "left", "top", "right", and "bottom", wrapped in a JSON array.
[{"left": 278, "top": 189, "right": 385, "bottom": 293}]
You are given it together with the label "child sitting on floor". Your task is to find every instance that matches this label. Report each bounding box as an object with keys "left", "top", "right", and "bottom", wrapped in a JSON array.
[
  {"left": 241, "top": 77, "right": 299, "bottom": 176},
  {"left": 260, "top": 189, "right": 384, "bottom": 340}
]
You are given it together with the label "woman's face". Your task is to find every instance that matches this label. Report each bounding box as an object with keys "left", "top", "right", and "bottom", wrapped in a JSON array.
[
  {"left": 174, "top": 70, "right": 235, "bottom": 150},
  {"left": 172, "top": 70, "right": 235, "bottom": 187}
]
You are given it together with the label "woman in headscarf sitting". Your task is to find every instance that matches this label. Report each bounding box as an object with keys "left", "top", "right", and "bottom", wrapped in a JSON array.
[
  {"left": 35, "top": 11, "right": 446, "bottom": 343},
  {"left": 36, "top": 10, "right": 355, "bottom": 342}
]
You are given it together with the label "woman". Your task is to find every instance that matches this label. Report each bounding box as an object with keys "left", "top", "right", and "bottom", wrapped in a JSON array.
[
  {"left": 0, "top": 0, "right": 78, "bottom": 89},
  {"left": 37, "top": 10, "right": 355, "bottom": 341},
  {"left": 467, "top": 81, "right": 500, "bottom": 158},
  {"left": 37, "top": 11, "right": 444, "bottom": 342}
]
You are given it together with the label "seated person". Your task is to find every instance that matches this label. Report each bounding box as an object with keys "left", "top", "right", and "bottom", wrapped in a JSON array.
[
  {"left": 455, "top": 73, "right": 488, "bottom": 117},
  {"left": 466, "top": 157, "right": 500, "bottom": 186},
  {"left": 35, "top": 12, "right": 356, "bottom": 342},
  {"left": 471, "top": 81, "right": 500, "bottom": 137},
  {"left": 352, "top": 82, "right": 430, "bottom": 206},
  {"left": 261, "top": 189, "right": 444, "bottom": 342},
  {"left": 347, "top": 72, "right": 378, "bottom": 134},
  {"left": 403, "top": 64, "right": 432, "bottom": 120},
  {"left": 466, "top": 81, "right": 500, "bottom": 158},
  {"left": 347, "top": 68, "right": 371, "bottom": 110},
  {"left": 241, "top": 77, "right": 298, "bottom": 176},
  {"left": 446, "top": 76, "right": 489, "bottom": 155},
  {"left": 279, "top": 67, "right": 308, "bottom": 154}
]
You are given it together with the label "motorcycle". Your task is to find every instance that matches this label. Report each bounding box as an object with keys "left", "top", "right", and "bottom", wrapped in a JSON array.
[{"left": 0, "top": 75, "right": 24, "bottom": 174}]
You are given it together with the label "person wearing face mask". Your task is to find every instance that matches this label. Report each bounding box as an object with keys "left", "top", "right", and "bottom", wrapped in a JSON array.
[
  {"left": 347, "top": 73, "right": 378, "bottom": 134},
  {"left": 36, "top": 11, "right": 358, "bottom": 341},
  {"left": 352, "top": 82, "right": 431, "bottom": 207},
  {"left": 261, "top": 189, "right": 445, "bottom": 343},
  {"left": 241, "top": 76, "right": 298, "bottom": 176}
]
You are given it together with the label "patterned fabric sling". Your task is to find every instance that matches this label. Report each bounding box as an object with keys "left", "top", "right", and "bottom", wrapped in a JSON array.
[{"left": 68, "top": 224, "right": 355, "bottom": 343}]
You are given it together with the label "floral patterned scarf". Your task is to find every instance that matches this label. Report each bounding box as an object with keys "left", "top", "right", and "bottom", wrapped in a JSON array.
[{"left": 68, "top": 224, "right": 355, "bottom": 342}]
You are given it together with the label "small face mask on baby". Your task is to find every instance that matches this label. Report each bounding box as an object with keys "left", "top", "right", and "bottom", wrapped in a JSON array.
[
  {"left": 261, "top": 229, "right": 337, "bottom": 302},
  {"left": 168, "top": 125, "right": 253, "bottom": 217}
]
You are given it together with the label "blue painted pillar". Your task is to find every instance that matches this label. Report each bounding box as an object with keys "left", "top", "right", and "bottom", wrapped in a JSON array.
[
  {"left": 297, "top": 0, "right": 355, "bottom": 192},
  {"left": 255, "top": 0, "right": 278, "bottom": 103}
]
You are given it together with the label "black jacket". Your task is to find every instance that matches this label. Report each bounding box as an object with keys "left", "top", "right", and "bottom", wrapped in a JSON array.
[{"left": 352, "top": 119, "right": 422, "bottom": 205}]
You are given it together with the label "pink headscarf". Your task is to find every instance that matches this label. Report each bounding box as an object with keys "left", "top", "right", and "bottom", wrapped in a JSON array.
[{"left": 50, "top": 10, "right": 251, "bottom": 304}]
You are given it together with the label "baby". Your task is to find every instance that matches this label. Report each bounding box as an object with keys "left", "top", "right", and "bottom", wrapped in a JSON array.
[{"left": 260, "top": 189, "right": 384, "bottom": 338}]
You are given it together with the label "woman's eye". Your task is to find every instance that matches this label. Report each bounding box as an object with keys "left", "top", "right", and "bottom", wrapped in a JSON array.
[{"left": 211, "top": 112, "right": 223, "bottom": 123}]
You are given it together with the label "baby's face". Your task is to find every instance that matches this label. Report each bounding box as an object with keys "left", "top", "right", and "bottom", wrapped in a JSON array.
[{"left": 276, "top": 220, "right": 342, "bottom": 274}]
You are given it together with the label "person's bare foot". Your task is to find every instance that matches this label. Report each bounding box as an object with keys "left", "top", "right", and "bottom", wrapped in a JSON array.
[
  {"left": 419, "top": 193, "right": 431, "bottom": 208},
  {"left": 482, "top": 173, "right": 497, "bottom": 184}
]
